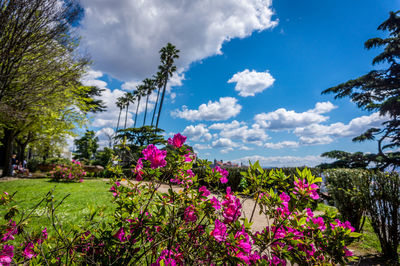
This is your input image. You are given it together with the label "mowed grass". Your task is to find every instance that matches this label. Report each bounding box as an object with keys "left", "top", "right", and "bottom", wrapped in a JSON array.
[{"left": 0, "top": 178, "right": 115, "bottom": 235}]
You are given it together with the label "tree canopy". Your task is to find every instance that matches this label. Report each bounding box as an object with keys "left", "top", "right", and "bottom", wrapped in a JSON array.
[{"left": 322, "top": 11, "right": 400, "bottom": 170}]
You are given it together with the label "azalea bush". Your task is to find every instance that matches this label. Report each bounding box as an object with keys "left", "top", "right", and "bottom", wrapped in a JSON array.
[
  {"left": 49, "top": 159, "right": 86, "bottom": 182},
  {"left": 0, "top": 133, "right": 359, "bottom": 265}
]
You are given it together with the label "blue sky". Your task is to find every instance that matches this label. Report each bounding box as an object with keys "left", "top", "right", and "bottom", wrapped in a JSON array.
[{"left": 77, "top": 0, "right": 398, "bottom": 167}]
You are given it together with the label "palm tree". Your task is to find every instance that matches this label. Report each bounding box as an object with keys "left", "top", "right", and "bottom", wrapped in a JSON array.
[
  {"left": 123, "top": 92, "right": 135, "bottom": 130},
  {"left": 155, "top": 43, "right": 179, "bottom": 129},
  {"left": 151, "top": 71, "right": 164, "bottom": 127},
  {"left": 133, "top": 85, "right": 146, "bottom": 128},
  {"left": 115, "top": 96, "right": 126, "bottom": 133},
  {"left": 142, "top": 78, "right": 156, "bottom": 126}
]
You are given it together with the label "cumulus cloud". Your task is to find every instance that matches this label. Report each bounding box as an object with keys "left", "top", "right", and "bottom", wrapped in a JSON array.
[
  {"left": 172, "top": 97, "right": 242, "bottom": 121},
  {"left": 228, "top": 69, "right": 275, "bottom": 97},
  {"left": 212, "top": 138, "right": 239, "bottom": 148},
  {"left": 294, "top": 112, "right": 387, "bottom": 140},
  {"left": 232, "top": 155, "right": 332, "bottom": 167},
  {"left": 254, "top": 101, "right": 336, "bottom": 130},
  {"left": 182, "top": 124, "right": 212, "bottom": 142},
  {"left": 264, "top": 141, "right": 299, "bottom": 149},
  {"left": 78, "top": 0, "right": 277, "bottom": 81},
  {"left": 193, "top": 143, "right": 212, "bottom": 150}
]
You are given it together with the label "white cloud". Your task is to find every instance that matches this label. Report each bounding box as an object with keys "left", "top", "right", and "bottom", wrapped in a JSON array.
[
  {"left": 78, "top": 0, "right": 277, "bottom": 81},
  {"left": 219, "top": 123, "right": 268, "bottom": 145},
  {"left": 212, "top": 138, "right": 239, "bottom": 148},
  {"left": 254, "top": 101, "right": 336, "bottom": 130},
  {"left": 298, "top": 136, "right": 334, "bottom": 145},
  {"left": 228, "top": 69, "right": 275, "bottom": 97},
  {"left": 193, "top": 143, "right": 212, "bottom": 150},
  {"left": 182, "top": 124, "right": 212, "bottom": 142},
  {"left": 172, "top": 97, "right": 242, "bottom": 121},
  {"left": 209, "top": 120, "right": 244, "bottom": 130},
  {"left": 264, "top": 141, "right": 299, "bottom": 149},
  {"left": 232, "top": 155, "right": 332, "bottom": 167},
  {"left": 294, "top": 112, "right": 387, "bottom": 140}
]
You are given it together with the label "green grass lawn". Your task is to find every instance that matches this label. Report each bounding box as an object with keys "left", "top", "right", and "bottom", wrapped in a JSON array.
[{"left": 0, "top": 178, "right": 115, "bottom": 235}]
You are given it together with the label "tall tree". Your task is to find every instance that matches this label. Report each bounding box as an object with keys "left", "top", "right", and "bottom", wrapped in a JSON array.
[
  {"left": 133, "top": 86, "right": 143, "bottom": 128},
  {"left": 123, "top": 92, "right": 135, "bottom": 130},
  {"left": 151, "top": 72, "right": 164, "bottom": 127},
  {"left": 115, "top": 96, "right": 126, "bottom": 133},
  {"left": 155, "top": 43, "right": 179, "bottom": 129},
  {"left": 73, "top": 130, "right": 99, "bottom": 163},
  {"left": 0, "top": 0, "right": 105, "bottom": 176},
  {"left": 322, "top": 11, "right": 400, "bottom": 170},
  {"left": 142, "top": 78, "right": 156, "bottom": 126}
]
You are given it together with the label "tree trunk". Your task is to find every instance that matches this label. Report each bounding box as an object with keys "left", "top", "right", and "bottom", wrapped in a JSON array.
[
  {"left": 151, "top": 87, "right": 161, "bottom": 127},
  {"left": 2, "top": 129, "right": 15, "bottom": 177},
  {"left": 143, "top": 94, "right": 149, "bottom": 126},
  {"left": 124, "top": 104, "right": 129, "bottom": 130},
  {"left": 116, "top": 107, "right": 122, "bottom": 132},
  {"left": 155, "top": 76, "right": 168, "bottom": 130},
  {"left": 134, "top": 96, "right": 140, "bottom": 128}
]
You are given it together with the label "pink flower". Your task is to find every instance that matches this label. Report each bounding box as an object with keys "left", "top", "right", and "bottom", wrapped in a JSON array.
[
  {"left": 213, "top": 166, "right": 229, "bottom": 184},
  {"left": 330, "top": 219, "right": 355, "bottom": 232},
  {"left": 115, "top": 181, "right": 121, "bottom": 187},
  {"left": 312, "top": 217, "right": 326, "bottom": 231},
  {"left": 23, "top": 242, "right": 36, "bottom": 259},
  {"left": 199, "top": 186, "right": 210, "bottom": 197},
  {"left": 0, "top": 245, "right": 14, "bottom": 266},
  {"left": 344, "top": 247, "right": 353, "bottom": 257},
  {"left": 134, "top": 158, "right": 144, "bottom": 181},
  {"left": 142, "top": 144, "right": 167, "bottom": 169},
  {"left": 294, "top": 179, "right": 319, "bottom": 200},
  {"left": 184, "top": 205, "right": 197, "bottom": 223},
  {"left": 222, "top": 187, "right": 241, "bottom": 223},
  {"left": 211, "top": 219, "right": 227, "bottom": 242},
  {"left": 114, "top": 227, "right": 127, "bottom": 242},
  {"left": 210, "top": 197, "right": 221, "bottom": 210},
  {"left": 168, "top": 133, "right": 187, "bottom": 148}
]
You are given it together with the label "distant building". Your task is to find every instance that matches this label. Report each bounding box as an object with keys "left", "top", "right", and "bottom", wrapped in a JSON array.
[{"left": 211, "top": 159, "right": 241, "bottom": 168}]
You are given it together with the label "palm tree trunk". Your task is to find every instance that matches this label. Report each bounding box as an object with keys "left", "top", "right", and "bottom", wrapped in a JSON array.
[
  {"left": 134, "top": 96, "right": 141, "bottom": 128},
  {"left": 143, "top": 94, "right": 149, "bottom": 126},
  {"left": 124, "top": 104, "right": 129, "bottom": 130},
  {"left": 155, "top": 76, "right": 168, "bottom": 130},
  {"left": 116, "top": 107, "right": 122, "bottom": 132},
  {"left": 151, "top": 87, "right": 161, "bottom": 127}
]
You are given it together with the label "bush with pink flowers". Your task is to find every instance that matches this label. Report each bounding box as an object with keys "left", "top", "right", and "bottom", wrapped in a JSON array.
[
  {"left": 0, "top": 133, "right": 359, "bottom": 265},
  {"left": 49, "top": 159, "right": 86, "bottom": 182}
]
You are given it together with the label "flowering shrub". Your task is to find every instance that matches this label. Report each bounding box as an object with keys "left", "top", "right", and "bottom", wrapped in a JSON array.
[
  {"left": 49, "top": 159, "right": 86, "bottom": 182},
  {"left": 0, "top": 133, "right": 359, "bottom": 265}
]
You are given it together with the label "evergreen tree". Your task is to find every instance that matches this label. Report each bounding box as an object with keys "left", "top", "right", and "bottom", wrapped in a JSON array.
[
  {"left": 73, "top": 130, "right": 99, "bottom": 163},
  {"left": 322, "top": 11, "right": 400, "bottom": 170}
]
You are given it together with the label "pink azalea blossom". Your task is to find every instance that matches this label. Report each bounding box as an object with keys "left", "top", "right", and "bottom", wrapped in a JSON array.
[
  {"left": 134, "top": 158, "right": 144, "bottom": 181},
  {"left": 114, "top": 227, "right": 127, "bottom": 242},
  {"left": 199, "top": 186, "right": 210, "bottom": 197},
  {"left": 312, "top": 217, "right": 326, "bottom": 231},
  {"left": 294, "top": 179, "right": 319, "bottom": 199},
  {"left": 213, "top": 166, "right": 229, "bottom": 184},
  {"left": 0, "top": 245, "right": 14, "bottom": 266},
  {"left": 142, "top": 144, "right": 167, "bottom": 169},
  {"left": 184, "top": 205, "right": 197, "bottom": 223},
  {"left": 344, "top": 247, "right": 353, "bottom": 257},
  {"left": 210, "top": 197, "right": 221, "bottom": 210},
  {"left": 23, "top": 242, "right": 36, "bottom": 259},
  {"left": 168, "top": 133, "right": 187, "bottom": 148},
  {"left": 222, "top": 187, "right": 241, "bottom": 223},
  {"left": 211, "top": 219, "right": 227, "bottom": 242}
]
